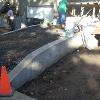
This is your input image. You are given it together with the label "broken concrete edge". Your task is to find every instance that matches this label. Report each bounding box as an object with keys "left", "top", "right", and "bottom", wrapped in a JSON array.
[
  {"left": 9, "top": 33, "right": 83, "bottom": 89},
  {"left": 0, "top": 91, "right": 37, "bottom": 100},
  {"left": 1, "top": 24, "right": 40, "bottom": 35},
  {"left": 9, "top": 38, "right": 67, "bottom": 81}
]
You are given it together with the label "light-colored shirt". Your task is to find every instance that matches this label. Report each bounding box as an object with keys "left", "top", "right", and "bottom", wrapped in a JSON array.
[{"left": 7, "top": 10, "right": 13, "bottom": 17}]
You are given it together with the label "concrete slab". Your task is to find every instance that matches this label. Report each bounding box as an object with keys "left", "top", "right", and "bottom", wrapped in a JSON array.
[
  {"left": 0, "top": 91, "right": 37, "bottom": 100},
  {"left": 9, "top": 33, "right": 83, "bottom": 89}
]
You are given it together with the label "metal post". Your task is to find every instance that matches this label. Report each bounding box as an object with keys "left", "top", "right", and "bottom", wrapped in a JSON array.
[
  {"left": 72, "top": 7, "right": 76, "bottom": 16},
  {"left": 81, "top": 7, "right": 84, "bottom": 16},
  {"left": 93, "top": 7, "right": 96, "bottom": 17}
]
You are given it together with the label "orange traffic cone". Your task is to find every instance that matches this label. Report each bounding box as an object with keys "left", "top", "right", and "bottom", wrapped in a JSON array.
[{"left": 0, "top": 66, "right": 13, "bottom": 96}]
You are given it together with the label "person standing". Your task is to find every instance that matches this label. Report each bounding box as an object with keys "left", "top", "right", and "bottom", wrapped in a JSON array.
[
  {"left": 7, "top": 8, "right": 15, "bottom": 31},
  {"left": 57, "top": 0, "right": 67, "bottom": 28}
]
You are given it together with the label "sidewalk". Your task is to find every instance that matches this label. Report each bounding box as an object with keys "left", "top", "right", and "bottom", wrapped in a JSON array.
[{"left": 0, "top": 91, "right": 37, "bottom": 100}]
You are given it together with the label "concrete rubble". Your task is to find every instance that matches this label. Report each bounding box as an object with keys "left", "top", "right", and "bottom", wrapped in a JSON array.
[
  {"left": 78, "top": 17, "right": 99, "bottom": 50},
  {"left": 65, "top": 17, "right": 99, "bottom": 50}
]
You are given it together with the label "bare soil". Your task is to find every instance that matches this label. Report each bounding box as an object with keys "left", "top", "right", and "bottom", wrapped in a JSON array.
[
  {"left": 0, "top": 27, "right": 10, "bottom": 33},
  {"left": 1, "top": 26, "right": 100, "bottom": 100},
  {"left": 18, "top": 47, "right": 100, "bottom": 100},
  {"left": 0, "top": 26, "right": 60, "bottom": 71}
]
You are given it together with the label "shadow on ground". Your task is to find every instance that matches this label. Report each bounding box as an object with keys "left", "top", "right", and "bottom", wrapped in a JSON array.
[{"left": 18, "top": 47, "right": 100, "bottom": 100}]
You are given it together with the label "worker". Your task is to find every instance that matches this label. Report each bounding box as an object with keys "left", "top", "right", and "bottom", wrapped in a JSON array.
[
  {"left": 7, "top": 8, "right": 15, "bottom": 31},
  {"left": 57, "top": 0, "right": 67, "bottom": 29}
]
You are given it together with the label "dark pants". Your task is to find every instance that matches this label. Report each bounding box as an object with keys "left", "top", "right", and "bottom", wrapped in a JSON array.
[{"left": 8, "top": 17, "right": 15, "bottom": 31}]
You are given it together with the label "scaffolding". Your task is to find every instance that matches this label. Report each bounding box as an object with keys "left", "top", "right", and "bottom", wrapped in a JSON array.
[{"left": 68, "top": 0, "right": 100, "bottom": 17}]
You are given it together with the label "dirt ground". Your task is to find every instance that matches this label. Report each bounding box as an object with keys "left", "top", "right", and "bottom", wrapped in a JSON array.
[
  {"left": 0, "top": 27, "right": 10, "bottom": 33},
  {"left": 0, "top": 26, "right": 60, "bottom": 71},
  {"left": 1, "top": 26, "right": 100, "bottom": 100},
  {"left": 18, "top": 47, "right": 100, "bottom": 100}
]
